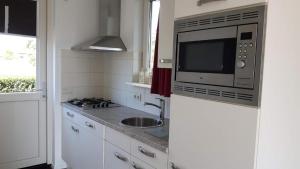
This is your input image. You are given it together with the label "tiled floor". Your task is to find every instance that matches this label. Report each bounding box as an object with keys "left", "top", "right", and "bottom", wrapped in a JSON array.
[{"left": 20, "top": 164, "right": 52, "bottom": 169}]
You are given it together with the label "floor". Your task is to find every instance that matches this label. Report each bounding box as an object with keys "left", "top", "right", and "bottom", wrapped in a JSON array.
[{"left": 20, "top": 164, "right": 52, "bottom": 169}]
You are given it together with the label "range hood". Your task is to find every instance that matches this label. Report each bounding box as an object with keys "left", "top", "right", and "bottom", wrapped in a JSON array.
[{"left": 72, "top": 0, "right": 127, "bottom": 52}]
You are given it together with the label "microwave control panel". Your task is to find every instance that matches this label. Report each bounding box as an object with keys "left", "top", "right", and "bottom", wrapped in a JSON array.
[{"left": 234, "top": 24, "right": 258, "bottom": 89}]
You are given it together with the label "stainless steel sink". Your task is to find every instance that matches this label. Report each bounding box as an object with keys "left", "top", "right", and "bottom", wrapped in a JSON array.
[{"left": 121, "top": 117, "right": 163, "bottom": 128}]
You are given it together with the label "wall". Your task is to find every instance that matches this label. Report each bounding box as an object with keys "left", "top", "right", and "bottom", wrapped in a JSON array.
[{"left": 256, "top": 1, "right": 300, "bottom": 169}]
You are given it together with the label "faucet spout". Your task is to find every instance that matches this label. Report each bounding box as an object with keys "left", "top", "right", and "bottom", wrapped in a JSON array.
[{"left": 144, "top": 98, "right": 166, "bottom": 123}]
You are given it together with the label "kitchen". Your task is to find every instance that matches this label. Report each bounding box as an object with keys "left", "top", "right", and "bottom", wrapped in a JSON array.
[{"left": 0, "top": 0, "right": 299, "bottom": 169}]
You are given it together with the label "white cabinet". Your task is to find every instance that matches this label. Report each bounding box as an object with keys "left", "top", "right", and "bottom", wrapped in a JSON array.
[
  {"left": 62, "top": 108, "right": 104, "bottom": 169},
  {"left": 131, "top": 156, "right": 155, "bottom": 169},
  {"left": 158, "top": 0, "right": 175, "bottom": 68},
  {"left": 168, "top": 95, "right": 259, "bottom": 169},
  {"left": 175, "top": 0, "right": 267, "bottom": 19}
]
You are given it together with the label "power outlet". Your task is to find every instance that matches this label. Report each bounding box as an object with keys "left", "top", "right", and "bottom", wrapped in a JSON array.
[{"left": 133, "top": 93, "right": 142, "bottom": 102}]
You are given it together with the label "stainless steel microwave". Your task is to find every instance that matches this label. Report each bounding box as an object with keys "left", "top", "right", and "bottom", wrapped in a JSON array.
[{"left": 172, "top": 5, "right": 267, "bottom": 106}]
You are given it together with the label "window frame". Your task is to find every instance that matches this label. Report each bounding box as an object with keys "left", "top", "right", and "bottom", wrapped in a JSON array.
[{"left": 142, "top": 0, "right": 160, "bottom": 73}]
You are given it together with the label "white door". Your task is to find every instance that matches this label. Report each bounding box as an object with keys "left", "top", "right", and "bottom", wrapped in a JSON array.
[{"left": 0, "top": 1, "right": 47, "bottom": 168}]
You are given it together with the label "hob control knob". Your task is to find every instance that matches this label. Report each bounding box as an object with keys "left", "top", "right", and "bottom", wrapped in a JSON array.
[{"left": 237, "top": 60, "right": 246, "bottom": 68}]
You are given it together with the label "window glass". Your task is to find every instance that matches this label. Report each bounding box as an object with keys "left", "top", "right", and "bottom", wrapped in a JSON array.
[{"left": 0, "top": 34, "right": 36, "bottom": 93}]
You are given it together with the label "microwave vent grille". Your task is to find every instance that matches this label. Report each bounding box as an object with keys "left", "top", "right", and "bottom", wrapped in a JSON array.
[
  {"left": 242, "top": 11, "right": 259, "bottom": 19},
  {"left": 174, "top": 85, "right": 184, "bottom": 91},
  {"left": 222, "top": 91, "right": 236, "bottom": 98},
  {"left": 184, "top": 86, "right": 195, "bottom": 93},
  {"left": 212, "top": 17, "right": 225, "bottom": 23},
  {"left": 226, "top": 14, "right": 241, "bottom": 21},
  {"left": 173, "top": 84, "right": 255, "bottom": 105},
  {"left": 199, "top": 18, "right": 211, "bottom": 25},
  {"left": 177, "top": 10, "right": 260, "bottom": 29},
  {"left": 208, "top": 90, "right": 221, "bottom": 96},
  {"left": 237, "top": 93, "right": 254, "bottom": 101},
  {"left": 195, "top": 88, "right": 207, "bottom": 95}
]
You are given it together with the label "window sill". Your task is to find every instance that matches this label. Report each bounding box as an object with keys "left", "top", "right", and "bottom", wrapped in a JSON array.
[{"left": 126, "top": 82, "right": 151, "bottom": 89}]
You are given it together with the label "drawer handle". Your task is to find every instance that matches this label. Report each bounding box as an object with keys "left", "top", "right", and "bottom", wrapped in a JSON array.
[
  {"left": 131, "top": 162, "right": 143, "bottom": 169},
  {"left": 138, "top": 146, "right": 156, "bottom": 158},
  {"left": 85, "top": 121, "right": 95, "bottom": 129},
  {"left": 171, "top": 162, "right": 180, "bottom": 169},
  {"left": 67, "top": 112, "right": 74, "bottom": 118},
  {"left": 71, "top": 126, "right": 79, "bottom": 133},
  {"left": 197, "top": 0, "right": 226, "bottom": 6},
  {"left": 159, "top": 59, "right": 172, "bottom": 63},
  {"left": 114, "top": 152, "right": 128, "bottom": 162}
]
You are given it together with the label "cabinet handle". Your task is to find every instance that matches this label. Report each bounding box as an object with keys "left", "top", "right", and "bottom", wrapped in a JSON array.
[
  {"left": 138, "top": 146, "right": 156, "bottom": 158},
  {"left": 71, "top": 126, "right": 79, "bottom": 133},
  {"left": 131, "top": 162, "right": 143, "bottom": 169},
  {"left": 197, "top": 0, "right": 226, "bottom": 6},
  {"left": 67, "top": 112, "right": 74, "bottom": 118},
  {"left": 171, "top": 162, "right": 180, "bottom": 169},
  {"left": 159, "top": 59, "right": 172, "bottom": 63},
  {"left": 114, "top": 152, "right": 128, "bottom": 162},
  {"left": 85, "top": 121, "right": 95, "bottom": 129}
]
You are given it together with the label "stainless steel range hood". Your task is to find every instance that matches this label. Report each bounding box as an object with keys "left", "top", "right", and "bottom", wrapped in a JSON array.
[{"left": 72, "top": 0, "right": 127, "bottom": 52}]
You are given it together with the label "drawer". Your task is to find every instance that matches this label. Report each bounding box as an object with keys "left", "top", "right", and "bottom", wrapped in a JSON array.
[
  {"left": 131, "top": 156, "right": 156, "bottom": 169},
  {"left": 77, "top": 113, "right": 104, "bottom": 138},
  {"left": 63, "top": 108, "right": 79, "bottom": 123},
  {"left": 105, "top": 127, "right": 131, "bottom": 153},
  {"left": 131, "top": 140, "right": 168, "bottom": 169},
  {"left": 105, "top": 141, "right": 131, "bottom": 169}
]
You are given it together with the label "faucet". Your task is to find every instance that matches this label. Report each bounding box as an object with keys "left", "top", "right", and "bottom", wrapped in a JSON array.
[{"left": 144, "top": 98, "right": 166, "bottom": 124}]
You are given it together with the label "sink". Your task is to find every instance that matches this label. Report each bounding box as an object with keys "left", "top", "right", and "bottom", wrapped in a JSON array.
[{"left": 121, "top": 117, "right": 163, "bottom": 128}]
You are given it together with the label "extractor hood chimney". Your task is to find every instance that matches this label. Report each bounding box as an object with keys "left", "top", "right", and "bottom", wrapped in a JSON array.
[{"left": 72, "top": 0, "right": 127, "bottom": 52}]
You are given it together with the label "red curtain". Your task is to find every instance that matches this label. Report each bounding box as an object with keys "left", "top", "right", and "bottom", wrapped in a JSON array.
[{"left": 151, "top": 24, "right": 172, "bottom": 97}]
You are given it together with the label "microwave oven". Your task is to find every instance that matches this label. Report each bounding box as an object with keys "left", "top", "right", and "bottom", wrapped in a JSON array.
[{"left": 172, "top": 5, "right": 267, "bottom": 106}]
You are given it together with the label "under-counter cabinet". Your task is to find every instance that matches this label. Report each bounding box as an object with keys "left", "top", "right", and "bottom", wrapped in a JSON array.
[
  {"left": 62, "top": 108, "right": 104, "bottom": 169},
  {"left": 174, "top": 0, "right": 267, "bottom": 19},
  {"left": 105, "top": 127, "right": 168, "bottom": 169},
  {"left": 62, "top": 107, "right": 168, "bottom": 169}
]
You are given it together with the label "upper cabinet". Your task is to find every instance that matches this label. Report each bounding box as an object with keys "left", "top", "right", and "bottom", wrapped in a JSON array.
[
  {"left": 175, "top": 0, "right": 267, "bottom": 19},
  {"left": 158, "top": 0, "right": 175, "bottom": 68}
]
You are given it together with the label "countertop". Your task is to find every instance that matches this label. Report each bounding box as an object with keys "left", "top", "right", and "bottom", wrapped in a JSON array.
[{"left": 62, "top": 103, "right": 169, "bottom": 153}]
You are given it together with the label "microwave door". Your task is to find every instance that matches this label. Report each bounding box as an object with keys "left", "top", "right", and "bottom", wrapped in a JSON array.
[{"left": 176, "top": 26, "right": 237, "bottom": 87}]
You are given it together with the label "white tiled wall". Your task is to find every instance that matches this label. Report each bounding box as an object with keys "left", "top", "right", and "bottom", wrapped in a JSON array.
[
  {"left": 101, "top": 52, "right": 171, "bottom": 118},
  {"left": 60, "top": 49, "right": 105, "bottom": 102}
]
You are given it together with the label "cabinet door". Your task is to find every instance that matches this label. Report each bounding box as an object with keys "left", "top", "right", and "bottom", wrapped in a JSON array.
[
  {"left": 62, "top": 118, "right": 81, "bottom": 169},
  {"left": 158, "top": 0, "right": 175, "bottom": 68},
  {"left": 104, "top": 141, "right": 131, "bottom": 169},
  {"left": 79, "top": 120, "right": 104, "bottom": 169},
  {"left": 168, "top": 94, "right": 258, "bottom": 169},
  {"left": 175, "top": 0, "right": 267, "bottom": 19}
]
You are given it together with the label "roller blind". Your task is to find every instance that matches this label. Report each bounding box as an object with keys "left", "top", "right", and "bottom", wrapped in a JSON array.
[
  {"left": 0, "top": 1, "right": 5, "bottom": 32},
  {"left": 8, "top": 0, "right": 37, "bottom": 36}
]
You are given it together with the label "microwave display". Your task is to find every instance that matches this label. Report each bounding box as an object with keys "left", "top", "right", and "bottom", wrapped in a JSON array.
[{"left": 178, "top": 38, "right": 236, "bottom": 74}]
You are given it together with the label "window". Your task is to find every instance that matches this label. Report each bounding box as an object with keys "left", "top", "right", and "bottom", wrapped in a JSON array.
[
  {"left": 144, "top": 0, "right": 160, "bottom": 72},
  {"left": 0, "top": 0, "right": 37, "bottom": 93}
]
